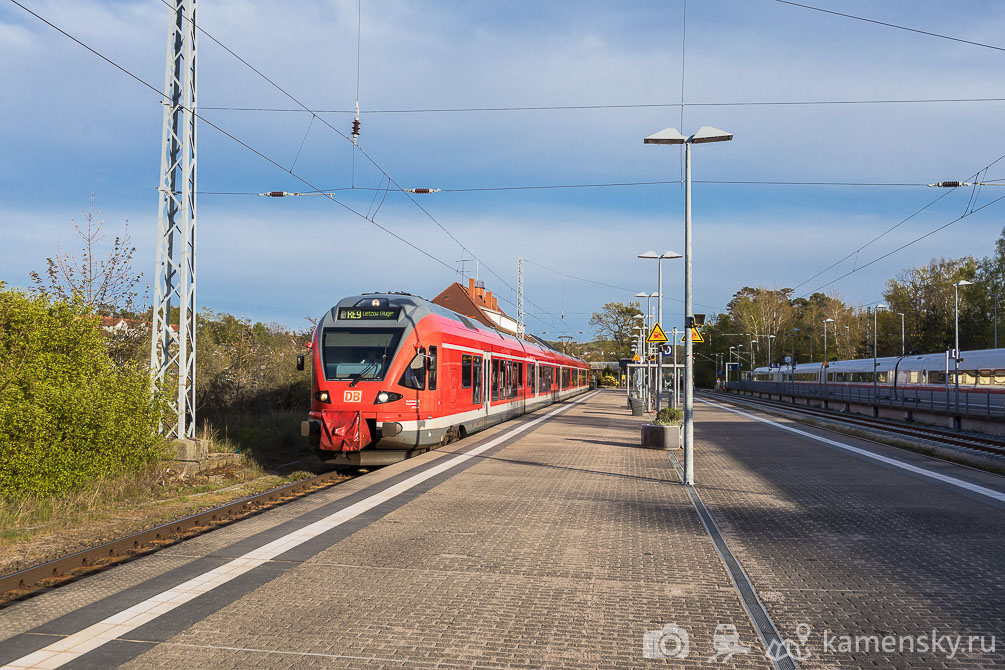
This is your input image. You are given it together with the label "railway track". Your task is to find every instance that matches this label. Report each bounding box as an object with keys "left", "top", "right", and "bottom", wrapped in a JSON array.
[
  {"left": 702, "top": 390, "right": 1005, "bottom": 458},
  {"left": 0, "top": 468, "right": 349, "bottom": 602}
]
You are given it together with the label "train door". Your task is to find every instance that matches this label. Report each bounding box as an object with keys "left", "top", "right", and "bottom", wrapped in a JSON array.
[{"left": 449, "top": 356, "right": 458, "bottom": 410}]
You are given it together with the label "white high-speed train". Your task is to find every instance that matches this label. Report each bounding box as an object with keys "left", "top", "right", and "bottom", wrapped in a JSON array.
[{"left": 745, "top": 348, "right": 1005, "bottom": 394}]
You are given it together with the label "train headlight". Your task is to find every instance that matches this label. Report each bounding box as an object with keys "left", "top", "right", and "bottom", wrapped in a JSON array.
[
  {"left": 374, "top": 391, "right": 403, "bottom": 404},
  {"left": 315, "top": 390, "right": 330, "bottom": 403}
]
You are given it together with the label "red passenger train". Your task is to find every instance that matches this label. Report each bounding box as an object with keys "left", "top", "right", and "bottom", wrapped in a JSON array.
[{"left": 300, "top": 292, "right": 591, "bottom": 467}]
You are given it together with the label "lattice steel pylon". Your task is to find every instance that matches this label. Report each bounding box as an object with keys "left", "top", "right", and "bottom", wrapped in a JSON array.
[
  {"left": 517, "top": 257, "right": 525, "bottom": 338},
  {"left": 150, "top": 0, "right": 198, "bottom": 439}
]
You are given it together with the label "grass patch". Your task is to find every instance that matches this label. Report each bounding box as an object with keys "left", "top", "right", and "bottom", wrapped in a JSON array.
[
  {"left": 198, "top": 410, "right": 312, "bottom": 470},
  {"left": 0, "top": 455, "right": 322, "bottom": 576}
]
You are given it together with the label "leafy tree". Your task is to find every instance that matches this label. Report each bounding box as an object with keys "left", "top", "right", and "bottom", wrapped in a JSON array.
[
  {"left": 0, "top": 285, "right": 166, "bottom": 497},
  {"left": 196, "top": 309, "right": 311, "bottom": 415},
  {"left": 883, "top": 256, "right": 979, "bottom": 354},
  {"left": 589, "top": 301, "right": 643, "bottom": 358},
  {"left": 977, "top": 226, "right": 1005, "bottom": 347}
]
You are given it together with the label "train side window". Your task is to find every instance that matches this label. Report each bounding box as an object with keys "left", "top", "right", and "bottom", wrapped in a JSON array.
[
  {"left": 473, "top": 356, "right": 483, "bottom": 404},
  {"left": 427, "top": 346, "right": 437, "bottom": 390},
  {"left": 978, "top": 369, "right": 992, "bottom": 385},
  {"left": 528, "top": 363, "right": 536, "bottom": 394},
  {"left": 399, "top": 353, "right": 426, "bottom": 390},
  {"left": 996, "top": 370, "right": 1005, "bottom": 385},
  {"left": 491, "top": 359, "right": 499, "bottom": 401},
  {"left": 461, "top": 354, "right": 472, "bottom": 389},
  {"left": 516, "top": 362, "right": 524, "bottom": 393}
]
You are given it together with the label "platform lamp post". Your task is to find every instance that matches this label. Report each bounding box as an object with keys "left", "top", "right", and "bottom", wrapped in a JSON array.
[
  {"left": 749, "top": 339, "right": 757, "bottom": 368},
  {"left": 896, "top": 312, "right": 905, "bottom": 356},
  {"left": 844, "top": 325, "right": 850, "bottom": 358},
  {"left": 823, "top": 318, "right": 834, "bottom": 403},
  {"left": 790, "top": 328, "right": 799, "bottom": 389},
  {"left": 728, "top": 346, "right": 737, "bottom": 384},
  {"left": 639, "top": 250, "right": 682, "bottom": 414},
  {"left": 633, "top": 324, "right": 646, "bottom": 398},
  {"left": 767, "top": 334, "right": 775, "bottom": 369},
  {"left": 872, "top": 304, "right": 887, "bottom": 401},
  {"left": 645, "top": 125, "right": 732, "bottom": 486},
  {"left": 954, "top": 280, "right": 973, "bottom": 408},
  {"left": 636, "top": 292, "right": 659, "bottom": 410},
  {"left": 989, "top": 291, "right": 999, "bottom": 349}
]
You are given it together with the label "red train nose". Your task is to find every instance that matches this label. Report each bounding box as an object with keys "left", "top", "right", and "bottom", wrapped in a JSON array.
[{"left": 321, "top": 410, "right": 373, "bottom": 452}]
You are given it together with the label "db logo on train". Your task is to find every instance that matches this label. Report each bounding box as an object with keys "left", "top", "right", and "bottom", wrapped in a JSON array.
[{"left": 343, "top": 390, "right": 363, "bottom": 403}]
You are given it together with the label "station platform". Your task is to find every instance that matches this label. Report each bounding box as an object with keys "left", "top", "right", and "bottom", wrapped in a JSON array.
[{"left": 0, "top": 389, "right": 1002, "bottom": 669}]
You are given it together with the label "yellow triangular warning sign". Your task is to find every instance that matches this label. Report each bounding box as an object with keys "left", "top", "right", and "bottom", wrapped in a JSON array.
[
  {"left": 647, "top": 322, "right": 669, "bottom": 343},
  {"left": 632, "top": 353, "right": 640, "bottom": 362},
  {"left": 679, "top": 328, "right": 704, "bottom": 343}
]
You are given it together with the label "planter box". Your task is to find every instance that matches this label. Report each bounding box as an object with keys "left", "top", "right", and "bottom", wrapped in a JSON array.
[{"left": 640, "top": 423, "right": 683, "bottom": 450}]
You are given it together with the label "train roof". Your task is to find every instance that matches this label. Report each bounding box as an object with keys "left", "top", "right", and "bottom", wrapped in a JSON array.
[{"left": 320, "top": 292, "right": 586, "bottom": 365}]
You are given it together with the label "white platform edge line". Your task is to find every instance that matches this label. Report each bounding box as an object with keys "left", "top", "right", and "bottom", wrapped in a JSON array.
[
  {"left": 1, "top": 392, "right": 598, "bottom": 670},
  {"left": 699, "top": 398, "right": 1005, "bottom": 503}
]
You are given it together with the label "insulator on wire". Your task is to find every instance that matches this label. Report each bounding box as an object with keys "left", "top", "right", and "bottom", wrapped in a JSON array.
[
  {"left": 403, "top": 188, "right": 441, "bottom": 194},
  {"left": 352, "top": 100, "right": 361, "bottom": 145}
]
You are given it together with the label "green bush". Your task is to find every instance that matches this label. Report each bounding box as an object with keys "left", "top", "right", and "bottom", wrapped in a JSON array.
[
  {"left": 654, "top": 407, "right": 683, "bottom": 426},
  {"left": 0, "top": 285, "right": 167, "bottom": 497}
]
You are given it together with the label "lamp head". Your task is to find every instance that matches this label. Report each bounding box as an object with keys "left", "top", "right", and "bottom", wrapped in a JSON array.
[
  {"left": 644, "top": 128, "right": 687, "bottom": 145},
  {"left": 637, "top": 251, "right": 659, "bottom": 259},
  {"left": 661, "top": 250, "right": 683, "bottom": 259},
  {"left": 824, "top": 318, "right": 835, "bottom": 323},
  {"left": 956, "top": 279, "right": 974, "bottom": 287},
  {"left": 690, "top": 126, "right": 734, "bottom": 144}
]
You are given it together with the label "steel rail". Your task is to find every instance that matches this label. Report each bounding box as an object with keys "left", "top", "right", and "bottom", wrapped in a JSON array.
[
  {"left": 704, "top": 391, "right": 1005, "bottom": 457},
  {"left": 0, "top": 469, "right": 346, "bottom": 600}
]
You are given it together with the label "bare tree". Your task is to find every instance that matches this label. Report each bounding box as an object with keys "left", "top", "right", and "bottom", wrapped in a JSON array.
[{"left": 29, "top": 195, "right": 143, "bottom": 315}]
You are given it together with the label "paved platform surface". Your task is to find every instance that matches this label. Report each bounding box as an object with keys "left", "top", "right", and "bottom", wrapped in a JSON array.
[{"left": 0, "top": 389, "right": 1002, "bottom": 669}]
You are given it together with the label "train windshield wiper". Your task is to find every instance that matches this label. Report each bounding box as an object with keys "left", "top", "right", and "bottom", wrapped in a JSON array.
[{"left": 349, "top": 361, "right": 378, "bottom": 387}]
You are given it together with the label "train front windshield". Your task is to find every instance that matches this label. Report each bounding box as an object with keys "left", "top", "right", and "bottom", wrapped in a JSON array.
[{"left": 322, "top": 328, "right": 403, "bottom": 381}]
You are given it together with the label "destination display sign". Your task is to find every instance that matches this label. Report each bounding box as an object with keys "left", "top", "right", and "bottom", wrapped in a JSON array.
[{"left": 338, "top": 307, "right": 400, "bottom": 321}]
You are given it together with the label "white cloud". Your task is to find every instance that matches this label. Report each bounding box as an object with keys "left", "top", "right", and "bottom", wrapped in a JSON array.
[{"left": 3, "top": 0, "right": 1004, "bottom": 337}]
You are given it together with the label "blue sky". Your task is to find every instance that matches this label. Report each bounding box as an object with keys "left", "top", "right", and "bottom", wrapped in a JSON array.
[{"left": 2, "top": 0, "right": 1004, "bottom": 339}]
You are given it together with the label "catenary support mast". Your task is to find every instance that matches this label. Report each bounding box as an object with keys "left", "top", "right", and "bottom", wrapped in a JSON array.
[{"left": 150, "top": 0, "right": 198, "bottom": 439}]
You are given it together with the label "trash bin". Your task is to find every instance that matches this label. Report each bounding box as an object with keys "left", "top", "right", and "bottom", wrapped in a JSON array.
[{"left": 630, "top": 397, "right": 644, "bottom": 416}]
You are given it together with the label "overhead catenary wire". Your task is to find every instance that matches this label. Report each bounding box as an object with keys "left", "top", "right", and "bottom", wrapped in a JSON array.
[
  {"left": 522, "top": 258, "right": 721, "bottom": 311},
  {"left": 791, "top": 149, "right": 1005, "bottom": 292},
  {"left": 799, "top": 193, "right": 1005, "bottom": 298},
  {"left": 776, "top": 0, "right": 1005, "bottom": 53},
  {"left": 200, "top": 179, "right": 934, "bottom": 196},
  {"left": 144, "top": 0, "right": 574, "bottom": 336},
  {"left": 8, "top": 1, "right": 460, "bottom": 278},
  {"left": 198, "top": 97, "right": 1005, "bottom": 114}
]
